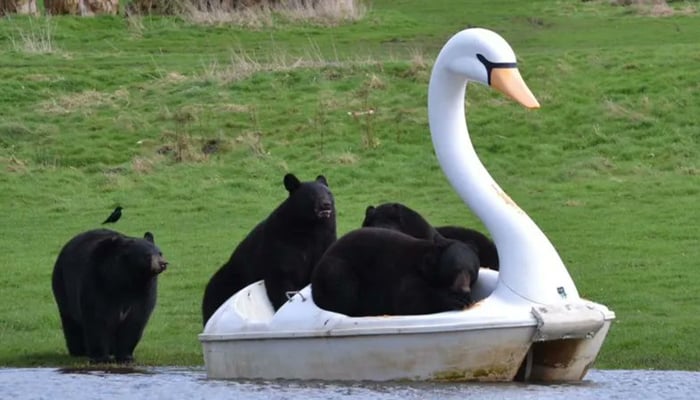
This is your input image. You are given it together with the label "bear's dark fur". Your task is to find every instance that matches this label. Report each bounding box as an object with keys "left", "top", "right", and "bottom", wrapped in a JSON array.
[
  {"left": 362, "top": 202, "right": 440, "bottom": 240},
  {"left": 436, "top": 225, "right": 499, "bottom": 270},
  {"left": 51, "top": 229, "right": 168, "bottom": 363},
  {"left": 202, "top": 173, "right": 336, "bottom": 325},
  {"left": 311, "top": 228, "right": 479, "bottom": 317},
  {"left": 362, "top": 202, "right": 499, "bottom": 270}
]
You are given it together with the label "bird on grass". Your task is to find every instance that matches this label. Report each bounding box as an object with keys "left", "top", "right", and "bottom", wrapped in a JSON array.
[{"left": 102, "top": 206, "right": 123, "bottom": 224}]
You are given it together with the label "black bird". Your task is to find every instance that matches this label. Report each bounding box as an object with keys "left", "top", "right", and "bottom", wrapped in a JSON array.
[{"left": 102, "top": 206, "right": 123, "bottom": 224}]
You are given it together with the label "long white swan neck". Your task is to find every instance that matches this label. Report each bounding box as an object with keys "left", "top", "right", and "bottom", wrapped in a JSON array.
[{"left": 428, "top": 53, "right": 580, "bottom": 305}]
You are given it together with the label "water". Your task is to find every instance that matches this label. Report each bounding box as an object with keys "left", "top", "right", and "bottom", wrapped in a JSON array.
[{"left": 1, "top": 367, "right": 699, "bottom": 400}]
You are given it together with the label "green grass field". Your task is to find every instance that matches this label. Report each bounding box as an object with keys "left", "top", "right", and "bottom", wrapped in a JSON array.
[{"left": 0, "top": 0, "right": 698, "bottom": 370}]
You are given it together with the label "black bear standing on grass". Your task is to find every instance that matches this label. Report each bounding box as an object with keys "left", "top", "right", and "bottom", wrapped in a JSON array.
[
  {"left": 311, "top": 228, "right": 479, "bottom": 317},
  {"left": 201, "top": 173, "right": 336, "bottom": 325},
  {"left": 362, "top": 202, "right": 499, "bottom": 270},
  {"left": 51, "top": 229, "right": 168, "bottom": 364}
]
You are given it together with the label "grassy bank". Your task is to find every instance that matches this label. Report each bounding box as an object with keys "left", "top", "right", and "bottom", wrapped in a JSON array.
[{"left": 0, "top": 0, "right": 698, "bottom": 370}]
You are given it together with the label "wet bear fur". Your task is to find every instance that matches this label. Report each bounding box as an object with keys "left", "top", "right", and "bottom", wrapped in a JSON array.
[
  {"left": 362, "top": 202, "right": 499, "bottom": 270},
  {"left": 202, "top": 173, "right": 336, "bottom": 325},
  {"left": 311, "top": 228, "right": 479, "bottom": 317},
  {"left": 51, "top": 229, "right": 168, "bottom": 363}
]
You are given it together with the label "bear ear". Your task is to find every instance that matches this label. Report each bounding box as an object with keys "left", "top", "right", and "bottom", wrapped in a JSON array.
[
  {"left": 365, "top": 205, "right": 375, "bottom": 217},
  {"left": 143, "top": 232, "right": 155, "bottom": 243},
  {"left": 283, "top": 173, "right": 301, "bottom": 193},
  {"left": 315, "top": 175, "right": 328, "bottom": 187}
]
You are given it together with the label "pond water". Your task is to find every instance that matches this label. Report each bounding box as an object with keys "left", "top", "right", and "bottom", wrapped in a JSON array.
[{"left": 1, "top": 367, "right": 698, "bottom": 400}]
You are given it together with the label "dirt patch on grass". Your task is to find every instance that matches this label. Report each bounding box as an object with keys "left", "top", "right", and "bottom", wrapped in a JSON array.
[
  {"left": 3, "top": 156, "right": 29, "bottom": 173},
  {"left": 607, "top": 0, "right": 697, "bottom": 16}
]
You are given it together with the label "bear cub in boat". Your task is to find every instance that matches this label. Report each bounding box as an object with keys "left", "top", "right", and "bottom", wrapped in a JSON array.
[{"left": 311, "top": 227, "right": 479, "bottom": 317}]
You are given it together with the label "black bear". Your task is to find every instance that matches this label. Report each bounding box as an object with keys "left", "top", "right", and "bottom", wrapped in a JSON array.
[
  {"left": 362, "top": 202, "right": 499, "bottom": 270},
  {"left": 436, "top": 225, "right": 499, "bottom": 270},
  {"left": 311, "top": 228, "right": 479, "bottom": 317},
  {"left": 362, "top": 202, "right": 440, "bottom": 240},
  {"left": 51, "top": 229, "right": 168, "bottom": 363},
  {"left": 202, "top": 173, "right": 336, "bottom": 325}
]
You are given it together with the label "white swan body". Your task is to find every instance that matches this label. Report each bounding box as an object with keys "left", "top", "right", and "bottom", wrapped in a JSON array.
[
  {"left": 429, "top": 28, "right": 579, "bottom": 304},
  {"left": 199, "top": 28, "right": 615, "bottom": 382}
]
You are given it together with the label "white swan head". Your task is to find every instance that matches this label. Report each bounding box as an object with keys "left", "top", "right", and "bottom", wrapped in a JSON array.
[
  {"left": 428, "top": 28, "right": 580, "bottom": 305},
  {"left": 435, "top": 28, "right": 540, "bottom": 109}
]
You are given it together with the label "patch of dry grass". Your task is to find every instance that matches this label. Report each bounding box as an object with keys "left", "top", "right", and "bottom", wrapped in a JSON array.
[
  {"left": 275, "top": 0, "right": 368, "bottom": 24},
  {"left": 602, "top": 99, "right": 655, "bottom": 124},
  {"left": 235, "top": 131, "right": 269, "bottom": 157},
  {"left": 6, "top": 16, "right": 59, "bottom": 54},
  {"left": 184, "top": 0, "right": 273, "bottom": 27},
  {"left": 182, "top": 0, "right": 367, "bottom": 27},
  {"left": 408, "top": 48, "right": 428, "bottom": 76},
  {"left": 329, "top": 151, "right": 359, "bottom": 165},
  {"left": 131, "top": 155, "right": 161, "bottom": 174},
  {"left": 25, "top": 74, "right": 65, "bottom": 83},
  {"left": 40, "top": 89, "right": 130, "bottom": 115},
  {"left": 199, "top": 44, "right": 378, "bottom": 84}
]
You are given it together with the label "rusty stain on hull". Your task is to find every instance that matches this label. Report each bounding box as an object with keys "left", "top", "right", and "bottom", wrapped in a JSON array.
[
  {"left": 432, "top": 364, "right": 518, "bottom": 382},
  {"left": 430, "top": 344, "right": 528, "bottom": 382}
]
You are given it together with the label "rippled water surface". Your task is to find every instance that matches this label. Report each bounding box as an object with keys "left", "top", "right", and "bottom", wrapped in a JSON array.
[{"left": 2, "top": 367, "right": 699, "bottom": 400}]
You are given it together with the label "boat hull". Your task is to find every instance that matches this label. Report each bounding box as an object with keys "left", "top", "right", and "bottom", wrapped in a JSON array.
[
  {"left": 203, "top": 326, "right": 532, "bottom": 381},
  {"left": 202, "top": 321, "right": 613, "bottom": 382},
  {"left": 199, "top": 277, "right": 614, "bottom": 382}
]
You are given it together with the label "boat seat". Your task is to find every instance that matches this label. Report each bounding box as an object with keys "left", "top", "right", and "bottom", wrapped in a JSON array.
[
  {"left": 471, "top": 267, "right": 498, "bottom": 302},
  {"left": 216, "top": 269, "right": 498, "bottom": 329},
  {"left": 231, "top": 280, "right": 275, "bottom": 323}
]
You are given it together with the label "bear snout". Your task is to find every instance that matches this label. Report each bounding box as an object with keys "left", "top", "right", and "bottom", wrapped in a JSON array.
[
  {"left": 151, "top": 257, "right": 168, "bottom": 274},
  {"left": 317, "top": 210, "right": 333, "bottom": 218},
  {"left": 450, "top": 271, "right": 471, "bottom": 294},
  {"left": 315, "top": 202, "right": 334, "bottom": 219}
]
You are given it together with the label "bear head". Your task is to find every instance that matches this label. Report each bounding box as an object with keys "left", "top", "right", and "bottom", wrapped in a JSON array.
[
  {"left": 139, "top": 231, "right": 168, "bottom": 276},
  {"left": 418, "top": 238, "right": 480, "bottom": 301},
  {"left": 96, "top": 232, "right": 168, "bottom": 289},
  {"left": 281, "top": 173, "right": 335, "bottom": 224},
  {"left": 362, "top": 202, "right": 439, "bottom": 240}
]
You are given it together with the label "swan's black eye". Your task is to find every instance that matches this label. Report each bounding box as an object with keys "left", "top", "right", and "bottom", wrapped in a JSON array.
[{"left": 477, "top": 53, "right": 517, "bottom": 85}]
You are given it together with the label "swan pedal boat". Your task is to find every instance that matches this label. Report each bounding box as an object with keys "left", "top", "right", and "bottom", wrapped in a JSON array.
[{"left": 199, "top": 27, "right": 615, "bottom": 382}]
